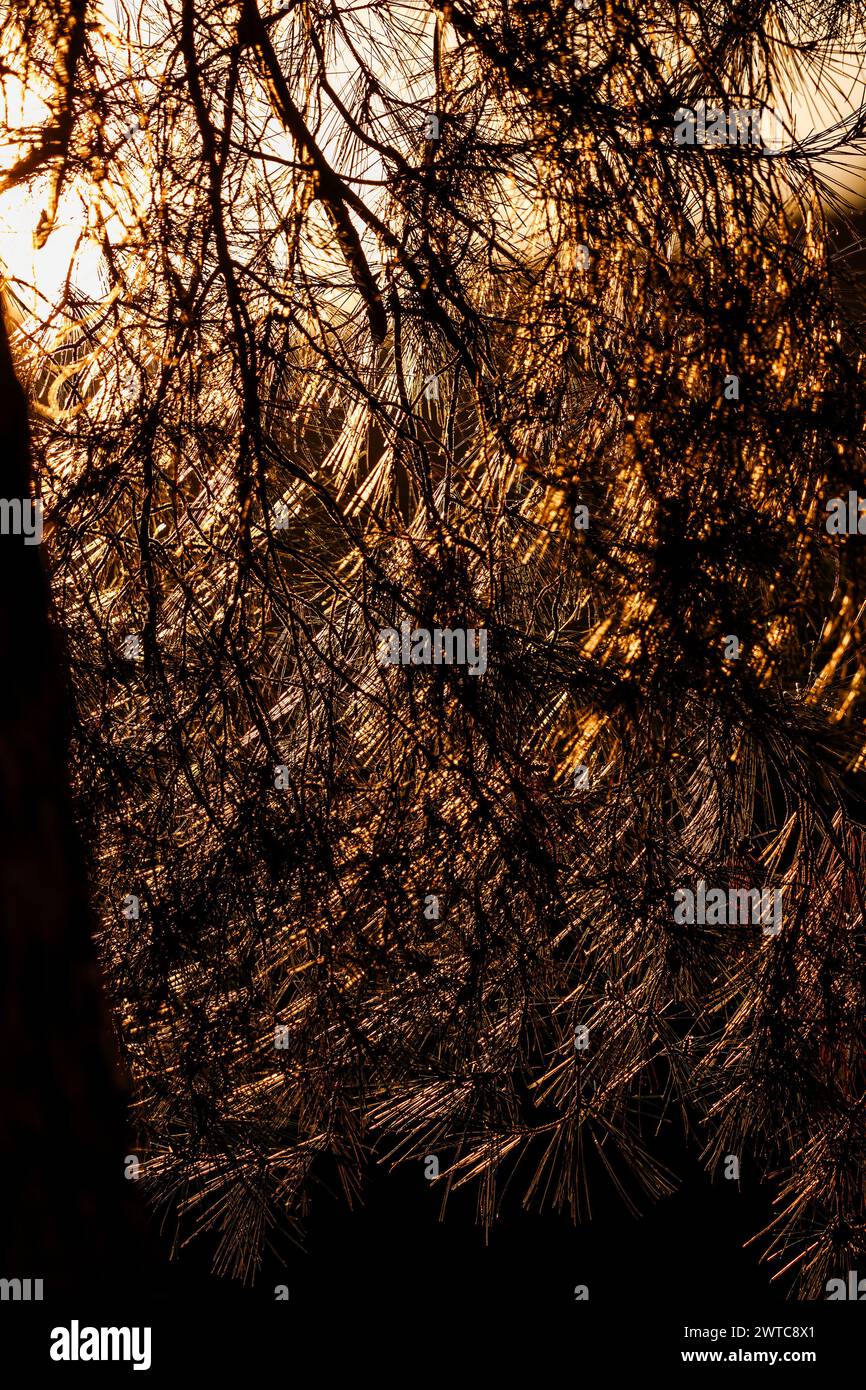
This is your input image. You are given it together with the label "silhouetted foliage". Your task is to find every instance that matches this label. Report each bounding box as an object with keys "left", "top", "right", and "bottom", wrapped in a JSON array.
[{"left": 3, "top": 0, "right": 866, "bottom": 1296}]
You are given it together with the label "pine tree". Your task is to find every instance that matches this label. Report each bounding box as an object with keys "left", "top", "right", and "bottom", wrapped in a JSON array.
[{"left": 3, "top": 0, "right": 866, "bottom": 1295}]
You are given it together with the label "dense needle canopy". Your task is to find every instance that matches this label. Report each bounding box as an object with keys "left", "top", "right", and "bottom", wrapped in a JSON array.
[{"left": 2, "top": 0, "right": 866, "bottom": 1295}]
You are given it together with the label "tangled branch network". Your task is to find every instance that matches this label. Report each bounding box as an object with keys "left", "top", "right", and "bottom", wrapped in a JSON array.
[{"left": 3, "top": 0, "right": 866, "bottom": 1293}]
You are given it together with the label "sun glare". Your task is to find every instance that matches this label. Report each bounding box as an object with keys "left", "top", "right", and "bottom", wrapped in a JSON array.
[{"left": 0, "top": 70, "right": 106, "bottom": 311}]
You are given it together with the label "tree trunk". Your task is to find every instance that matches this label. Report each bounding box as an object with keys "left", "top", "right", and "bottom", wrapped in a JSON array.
[{"left": 0, "top": 304, "right": 146, "bottom": 1293}]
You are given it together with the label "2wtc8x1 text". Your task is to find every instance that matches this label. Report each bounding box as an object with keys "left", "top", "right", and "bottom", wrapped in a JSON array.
[{"left": 683, "top": 1327, "right": 815, "bottom": 1342}]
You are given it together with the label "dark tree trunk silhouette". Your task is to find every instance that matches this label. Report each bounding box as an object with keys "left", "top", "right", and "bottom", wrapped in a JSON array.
[{"left": 0, "top": 306, "right": 143, "bottom": 1292}]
